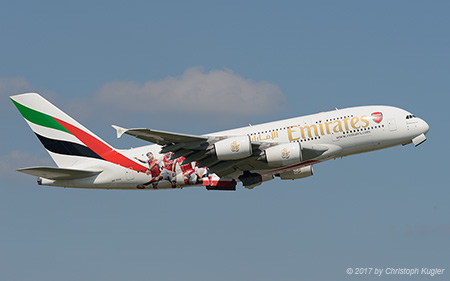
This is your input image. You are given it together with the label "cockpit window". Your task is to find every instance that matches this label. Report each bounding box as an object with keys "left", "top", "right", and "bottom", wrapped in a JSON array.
[{"left": 406, "top": 114, "right": 417, "bottom": 119}]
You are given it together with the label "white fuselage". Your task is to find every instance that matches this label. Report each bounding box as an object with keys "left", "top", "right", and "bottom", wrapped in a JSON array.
[{"left": 41, "top": 105, "right": 429, "bottom": 189}]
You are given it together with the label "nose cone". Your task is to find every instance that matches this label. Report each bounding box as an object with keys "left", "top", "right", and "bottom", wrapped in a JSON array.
[
  {"left": 420, "top": 118, "right": 430, "bottom": 135},
  {"left": 411, "top": 118, "right": 429, "bottom": 147}
]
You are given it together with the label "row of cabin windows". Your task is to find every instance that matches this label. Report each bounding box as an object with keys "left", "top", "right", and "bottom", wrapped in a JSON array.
[
  {"left": 248, "top": 124, "right": 384, "bottom": 142},
  {"left": 248, "top": 127, "right": 286, "bottom": 136},
  {"left": 292, "top": 136, "right": 321, "bottom": 143},
  {"left": 247, "top": 117, "right": 382, "bottom": 138},
  {"left": 319, "top": 115, "right": 354, "bottom": 123},
  {"left": 343, "top": 125, "right": 384, "bottom": 134}
]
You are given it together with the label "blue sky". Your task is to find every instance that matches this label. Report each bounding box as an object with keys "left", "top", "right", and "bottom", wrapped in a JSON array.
[{"left": 1, "top": 1, "right": 449, "bottom": 280}]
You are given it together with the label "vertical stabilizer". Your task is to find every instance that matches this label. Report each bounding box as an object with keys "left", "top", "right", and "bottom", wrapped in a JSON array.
[{"left": 11, "top": 93, "right": 114, "bottom": 167}]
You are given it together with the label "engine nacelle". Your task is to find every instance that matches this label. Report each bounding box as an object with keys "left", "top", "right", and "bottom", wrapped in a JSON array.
[
  {"left": 264, "top": 143, "right": 302, "bottom": 167},
  {"left": 278, "top": 165, "right": 313, "bottom": 180},
  {"left": 214, "top": 136, "right": 252, "bottom": 160}
]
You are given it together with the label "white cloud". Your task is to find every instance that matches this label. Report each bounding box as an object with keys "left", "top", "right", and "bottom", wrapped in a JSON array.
[
  {"left": 3, "top": 69, "right": 286, "bottom": 135},
  {"left": 93, "top": 67, "right": 285, "bottom": 117}
]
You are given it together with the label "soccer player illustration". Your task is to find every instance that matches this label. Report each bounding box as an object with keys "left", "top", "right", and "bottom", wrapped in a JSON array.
[
  {"left": 194, "top": 162, "right": 209, "bottom": 183},
  {"left": 174, "top": 157, "right": 198, "bottom": 185},
  {"left": 174, "top": 157, "right": 210, "bottom": 186},
  {"left": 135, "top": 152, "right": 161, "bottom": 189},
  {"left": 135, "top": 151, "right": 211, "bottom": 189},
  {"left": 159, "top": 152, "right": 177, "bottom": 188},
  {"left": 137, "top": 152, "right": 177, "bottom": 189}
]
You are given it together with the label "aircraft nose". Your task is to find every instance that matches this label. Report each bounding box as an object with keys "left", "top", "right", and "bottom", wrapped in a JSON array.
[{"left": 421, "top": 118, "right": 430, "bottom": 135}]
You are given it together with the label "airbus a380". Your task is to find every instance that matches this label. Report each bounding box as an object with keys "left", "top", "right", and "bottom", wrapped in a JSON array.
[{"left": 11, "top": 93, "right": 429, "bottom": 190}]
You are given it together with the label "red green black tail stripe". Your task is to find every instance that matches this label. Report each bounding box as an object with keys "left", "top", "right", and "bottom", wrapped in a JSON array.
[
  {"left": 13, "top": 98, "right": 148, "bottom": 172},
  {"left": 35, "top": 133, "right": 103, "bottom": 160},
  {"left": 54, "top": 118, "right": 146, "bottom": 171},
  {"left": 11, "top": 99, "right": 71, "bottom": 134}
]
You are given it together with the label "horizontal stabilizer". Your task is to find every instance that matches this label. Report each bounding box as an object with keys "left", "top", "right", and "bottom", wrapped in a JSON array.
[{"left": 17, "top": 166, "right": 102, "bottom": 180}]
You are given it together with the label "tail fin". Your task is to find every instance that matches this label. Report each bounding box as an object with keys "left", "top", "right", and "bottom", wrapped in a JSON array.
[{"left": 10, "top": 93, "right": 115, "bottom": 168}]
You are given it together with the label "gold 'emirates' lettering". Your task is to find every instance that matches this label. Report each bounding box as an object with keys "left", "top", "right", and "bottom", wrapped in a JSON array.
[
  {"left": 318, "top": 122, "right": 325, "bottom": 135},
  {"left": 300, "top": 125, "right": 319, "bottom": 139},
  {"left": 287, "top": 115, "right": 370, "bottom": 141},
  {"left": 360, "top": 115, "right": 369, "bottom": 127},
  {"left": 350, "top": 117, "right": 360, "bottom": 129},
  {"left": 333, "top": 120, "right": 343, "bottom": 133},
  {"left": 343, "top": 117, "right": 350, "bottom": 131},
  {"left": 287, "top": 126, "right": 300, "bottom": 141},
  {"left": 324, "top": 121, "right": 333, "bottom": 134}
]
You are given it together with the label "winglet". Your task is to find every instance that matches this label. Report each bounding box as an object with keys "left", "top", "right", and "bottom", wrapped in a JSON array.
[{"left": 112, "top": 125, "right": 127, "bottom": 138}]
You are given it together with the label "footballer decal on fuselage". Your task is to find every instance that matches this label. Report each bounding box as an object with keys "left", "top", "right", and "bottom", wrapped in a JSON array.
[{"left": 135, "top": 152, "right": 209, "bottom": 189}]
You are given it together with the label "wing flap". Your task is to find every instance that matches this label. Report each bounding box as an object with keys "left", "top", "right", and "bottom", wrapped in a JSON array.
[{"left": 17, "top": 166, "right": 102, "bottom": 180}]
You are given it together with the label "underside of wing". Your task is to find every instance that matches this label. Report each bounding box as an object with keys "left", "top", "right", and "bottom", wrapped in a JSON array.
[{"left": 17, "top": 166, "right": 102, "bottom": 180}]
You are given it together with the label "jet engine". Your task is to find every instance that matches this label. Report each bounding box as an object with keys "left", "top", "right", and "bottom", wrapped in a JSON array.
[
  {"left": 264, "top": 143, "right": 302, "bottom": 167},
  {"left": 277, "top": 165, "right": 313, "bottom": 180},
  {"left": 214, "top": 136, "right": 252, "bottom": 160}
]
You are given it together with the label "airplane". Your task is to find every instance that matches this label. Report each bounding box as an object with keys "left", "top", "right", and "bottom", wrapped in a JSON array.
[{"left": 10, "top": 93, "right": 429, "bottom": 191}]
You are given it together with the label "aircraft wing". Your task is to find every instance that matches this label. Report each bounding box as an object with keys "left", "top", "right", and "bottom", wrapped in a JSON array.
[
  {"left": 112, "top": 126, "right": 340, "bottom": 178},
  {"left": 17, "top": 166, "right": 102, "bottom": 180},
  {"left": 112, "top": 125, "right": 209, "bottom": 145},
  {"left": 113, "top": 125, "right": 279, "bottom": 177}
]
